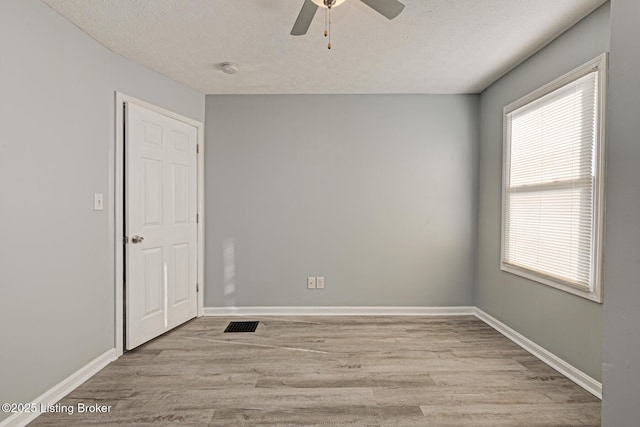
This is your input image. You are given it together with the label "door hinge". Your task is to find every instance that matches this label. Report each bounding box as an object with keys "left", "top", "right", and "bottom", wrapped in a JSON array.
[
  {"left": 196, "top": 144, "right": 199, "bottom": 154},
  {"left": 196, "top": 282, "right": 199, "bottom": 292},
  {"left": 196, "top": 213, "right": 199, "bottom": 224}
]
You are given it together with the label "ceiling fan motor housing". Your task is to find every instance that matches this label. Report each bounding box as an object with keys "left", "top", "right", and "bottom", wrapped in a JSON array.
[{"left": 311, "top": 0, "right": 346, "bottom": 8}]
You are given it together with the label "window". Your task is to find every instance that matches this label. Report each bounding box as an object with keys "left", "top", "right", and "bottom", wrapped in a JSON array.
[{"left": 501, "top": 54, "right": 606, "bottom": 302}]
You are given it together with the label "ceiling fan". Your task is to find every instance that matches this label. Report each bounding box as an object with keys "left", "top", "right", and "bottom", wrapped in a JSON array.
[{"left": 291, "top": 0, "right": 405, "bottom": 48}]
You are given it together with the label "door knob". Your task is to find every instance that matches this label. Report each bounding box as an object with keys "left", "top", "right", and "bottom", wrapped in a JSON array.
[{"left": 131, "top": 235, "right": 144, "bottom": 244}]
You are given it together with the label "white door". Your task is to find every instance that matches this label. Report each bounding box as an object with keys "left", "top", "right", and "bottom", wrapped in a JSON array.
[{"left": 125, "top": 102, "right": 198, "bottom": 349}]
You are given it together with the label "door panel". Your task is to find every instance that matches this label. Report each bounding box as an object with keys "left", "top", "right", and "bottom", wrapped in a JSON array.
[
  {"left": 142, "top": 247, "right": 163, "bottom": 317},
  {"left": 126, "top": 102, "right": 198, "bottom": 350},
  {"left": 142, "top": 159, "right": 163, "bottom": 225},
  {"left": 172, "top": 164, "right": 189, "bottom": 224},
  {"left": 173, "top": 243, "right": 190, "bottom": 305}
]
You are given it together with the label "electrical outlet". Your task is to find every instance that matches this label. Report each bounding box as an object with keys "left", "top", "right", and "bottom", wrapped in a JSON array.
[
  {"left": 307, "top": 277, "right": 316, "bottom": 289},
  {"left": 316, "top": 277, "right": 325, "bottom": 289}
]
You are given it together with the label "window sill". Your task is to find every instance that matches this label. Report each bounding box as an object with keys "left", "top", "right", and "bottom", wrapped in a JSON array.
[{"left": 500, "top": 262, "right": 603, "bottom": 303}]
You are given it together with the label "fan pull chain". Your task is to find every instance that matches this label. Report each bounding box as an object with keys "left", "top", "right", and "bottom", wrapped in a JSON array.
[
  {"left": 327, "top": 6, "right": 332, "bottom": 49},
  {"left": 324, "top": 7, "right": 328, "bottom": 37}
]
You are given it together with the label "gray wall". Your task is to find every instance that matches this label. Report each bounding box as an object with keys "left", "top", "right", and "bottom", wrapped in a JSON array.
[
  {"left": 205, "top": 95, "right": 478, "bottom": 307},
  {"left": 0, "top": 0, "right": 204, "bottom": 421},
  {"left": 474, "top": 3, "right": 610, "bottom": 381},
  {"left": 601, "top": 0, "right": 640, "bottom": 423}
]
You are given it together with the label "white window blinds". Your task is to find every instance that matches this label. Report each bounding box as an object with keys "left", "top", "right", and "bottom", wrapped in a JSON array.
[{"left": 501, "top": 56, "right": 605, "bottom": 301}]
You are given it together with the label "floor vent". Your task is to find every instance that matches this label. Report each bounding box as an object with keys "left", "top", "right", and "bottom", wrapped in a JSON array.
[{"left": 224, "top": 321, "right": 259, "bottom": 333}]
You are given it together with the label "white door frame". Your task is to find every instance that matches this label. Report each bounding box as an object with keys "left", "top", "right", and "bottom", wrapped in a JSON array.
[{"left": 113, "top": 92, "right": 205, "bottom": 357}]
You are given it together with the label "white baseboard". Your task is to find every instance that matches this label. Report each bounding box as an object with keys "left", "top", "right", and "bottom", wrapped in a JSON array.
[
  {"left": 203, "top": 306, "right": 476, "bottom": 316},
  {"left": 473, "top": 308, "right": 602, "bottom": 399},
  {"left": 0, "top": 349, "right": 117, "bottom": 427}
]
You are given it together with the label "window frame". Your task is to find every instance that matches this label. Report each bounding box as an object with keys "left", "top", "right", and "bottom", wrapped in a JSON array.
[{"left": 500, "top": 53, "right": 607, "bottom": 303}]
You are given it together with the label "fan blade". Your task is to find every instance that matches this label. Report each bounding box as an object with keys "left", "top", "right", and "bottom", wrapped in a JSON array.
[
  {"left": 291, "top": 0, "right": 318, "bottom": 35},
  {"left": 360, "top": 0, "right": 405, "bottom": 19}
]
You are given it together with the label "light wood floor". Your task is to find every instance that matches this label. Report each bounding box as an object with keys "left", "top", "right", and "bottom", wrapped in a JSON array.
[{"left": 30, "top": 316, "right": 601, "bottom": 426}]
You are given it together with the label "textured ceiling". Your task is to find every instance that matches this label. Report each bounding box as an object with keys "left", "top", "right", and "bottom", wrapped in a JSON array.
[{"left": 42, "top": 0, "right": 606, "bottom": 94}]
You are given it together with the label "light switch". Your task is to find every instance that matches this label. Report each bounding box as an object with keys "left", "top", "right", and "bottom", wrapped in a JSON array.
[{"left": 94, "top": 193, "right": 104, "bottom": 211}]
